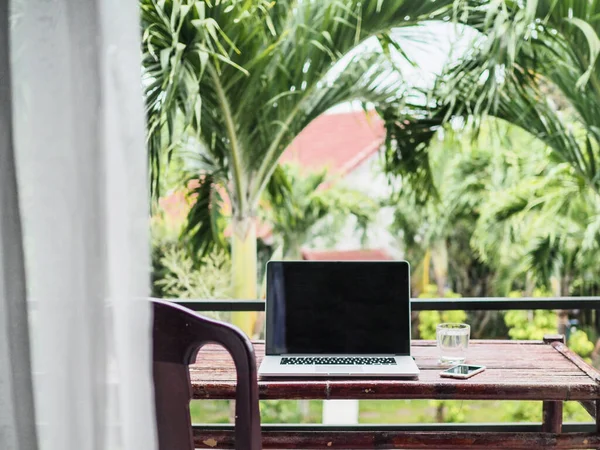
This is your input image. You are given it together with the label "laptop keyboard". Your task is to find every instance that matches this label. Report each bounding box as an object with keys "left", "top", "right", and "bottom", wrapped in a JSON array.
[{"left": 280, "top": 357, "right": 396, "bottom": 365}]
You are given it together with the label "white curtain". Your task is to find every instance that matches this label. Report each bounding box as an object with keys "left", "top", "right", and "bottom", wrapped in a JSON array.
[
  {"left": 2, "top": 0, "right": 158, "bottom": 449},
  {"left": 0, "top": 2, "right": 38, "bottom": 449}
]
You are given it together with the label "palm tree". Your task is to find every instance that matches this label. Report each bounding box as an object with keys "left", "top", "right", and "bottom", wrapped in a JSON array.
[
  {"left": 263, "top": 164, "right": 376, "bottom": 260},
  {"left": 475, "top": 155, "right": 600, "bottom": 280},
  {"left": 473, "top": 153, "right": 600, "bottom": 333},
  {"left": 384, "top": 1, "right": 600, "bottom": 199},
  {"left": 141, "top": 0, "right": 461, "bottom": 332},
  {"left": 388, "top": 119, "right": 518, "bottom": 296},
  {"left": 380, "top": 1, "right": 600, "bottom": 299}
]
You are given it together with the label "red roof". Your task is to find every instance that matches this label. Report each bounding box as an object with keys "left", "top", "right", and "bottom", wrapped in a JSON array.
[
  {"left": 301, "top": 249, "right": 394, "bottom": 261},
  {"left": 280, "top": 110, "right": 385, "bottom": 174},
  {"left": 158, "top": 110, "right": 385, "bottom": 239}
]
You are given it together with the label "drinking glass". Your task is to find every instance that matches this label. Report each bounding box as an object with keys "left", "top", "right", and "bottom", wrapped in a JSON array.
[{"left": 436, "top": 323, "right": 470, "bottom": 365}]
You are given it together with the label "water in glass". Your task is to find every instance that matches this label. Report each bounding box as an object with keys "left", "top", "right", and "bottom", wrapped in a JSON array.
[{"left": 436, "top": 323, "right": 470, "bottom": 365}]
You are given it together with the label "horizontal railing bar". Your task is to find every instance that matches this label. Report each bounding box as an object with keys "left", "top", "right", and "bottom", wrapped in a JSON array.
[
  {"left": 414, "top": 297, "right": 600, "bottom": 311},
  {"left": 173, "top": 300, "right": 265, "bottom": 311},
  {"left": 192, "top": 422, "right": 595, "bottom": 433},
  {"left": 172, "top": 297, "right": 600, "bottom": 312}
]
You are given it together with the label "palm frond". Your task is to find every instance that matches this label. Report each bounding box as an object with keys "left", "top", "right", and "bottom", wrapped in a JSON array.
[
  {"left": 377, "top": 99, "right": 449, "bottom": 203},
  {"left": 248, "top": 50, "right": 409, "bottom": 205},
  {"left": 433, "top": 0, "right": 600, "bottom": 196},
  {"left": 525, "top": 235, "right": 561, "bottom": 287},
  {"left": 182, "top": 173, "right": 227, "bottom": 258},
  {"left": 141, "top": 0, "right": 250, "bottom": 198},
  {"left": 143, "top": 0, "right": 463, "bottom": 212}
]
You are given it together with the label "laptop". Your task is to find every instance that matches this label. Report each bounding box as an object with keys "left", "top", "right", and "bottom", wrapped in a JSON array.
[{"left": 258, "top": 260, "right": 420, "bottom": 377}]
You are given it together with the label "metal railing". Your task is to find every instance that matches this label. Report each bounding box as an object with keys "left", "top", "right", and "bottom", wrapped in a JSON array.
[{"left": 174, "top": 296, "right": 600, "bottom": 312}]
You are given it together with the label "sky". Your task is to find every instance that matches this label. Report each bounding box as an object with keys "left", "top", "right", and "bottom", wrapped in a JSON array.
[{"left": 330, "top": 21, "right": 478, "bottom": 113}]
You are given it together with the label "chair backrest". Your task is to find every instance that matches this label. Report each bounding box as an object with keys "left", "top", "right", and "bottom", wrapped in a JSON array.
[{"left": 151, "top": 299, "right": 262, "bottom": 450}]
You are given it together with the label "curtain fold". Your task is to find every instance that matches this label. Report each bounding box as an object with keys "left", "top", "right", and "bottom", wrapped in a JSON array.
[
  {"left": 5, "top": 0, "right": 157, "bottom": 448},
  {"left": 0, "top": 2, "right": 38, "bottom": 449}
]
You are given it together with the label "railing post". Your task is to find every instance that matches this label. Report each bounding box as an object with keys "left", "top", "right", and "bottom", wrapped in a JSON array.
[
  {"left": 543, "top": 334, "right": 566, "bottom": 345},
  {"left": 542, "top": 335, "right": 566, "bottom": 434},
  {"left": 596, "top": 400, "right": 600, "bottom": 434},
  {"left": 542, "top": 401, "right": 563, "bottom": 433}
]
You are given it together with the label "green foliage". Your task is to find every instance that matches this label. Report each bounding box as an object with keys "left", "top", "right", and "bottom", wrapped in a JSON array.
[
  {"left": 501, "top": 400, "right": 591, "bottom": 423},
  {"left": 504, "top": 310, "right": 556, "bottom": 341},
  {"left": 142, "top": 0, "right": 463, "bottom": 261},
  {"left": 434, "top": 0, "right": 600, "bottom": 198},
  {"left": 259, "top": 400, "right": 300, "bottom": 423},
  {"left": 416, "top": 285, "right": 466, "bottom": 340},
  {"left": 189, "top": 400, "right": 231, "bottom": 423},
  {"left": 151, "top": 201, "right": 232, "bottom": 320},
  {"left": 183, "top": 175, "right": 228, "bottom": 257},
  {"left": 262, "top": 164, "right": 377, "bottom": 258},
  {"left": 418, "top": 310, "right": 467, "bottom": 341},
  {"left": 500, "top": 401, "right": 540, "bottom": 423},
  {"left": 156, "top": 247, "right": 231, "bottom": 300},
  {"left": 422, "top": 401, "right": 469, "bottom": 423},
  {"left": 141, "top": 0, "right": 243, "bottom": 198},
  {"left": 259, "top": 400, "right": 322, "bottom": 424},
  {"left": 502, "top": 292, "right": 594, "bottom": 360},
  {"left": 387, "top": 118, "right": 536, "bottom": 298},
  {"left": 473, "top": 159, "right": 600, "bottom": 294},
  {"left": 389, "top": 109, "right": 600, "bottom": 306},
  {"left": 418, "top": 284, "right": 462, "bottom": 300},
  {"left": 385, "top": 2, "right": 600, "bottom": 299},
  {"left": 378, "top": 102, "right": 447, "bottom": 203},
  {"left": 568, "top": 329, "right": 595, "bottom": 361}
]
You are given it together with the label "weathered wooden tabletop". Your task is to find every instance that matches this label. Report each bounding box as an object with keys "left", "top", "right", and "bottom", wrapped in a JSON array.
[
  {"left": 190, "top": 339, "right": 600, "bottom": 401},
  {"left": 191, "top": 339, "right": 600, "bottom": 448}
]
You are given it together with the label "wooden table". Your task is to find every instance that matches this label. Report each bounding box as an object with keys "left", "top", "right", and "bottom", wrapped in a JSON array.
[{"left": 189, "top": 337, "right": 600, "bottom": 449}]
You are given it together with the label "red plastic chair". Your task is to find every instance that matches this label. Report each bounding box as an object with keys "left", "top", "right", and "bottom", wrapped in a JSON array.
[{"left": 152, "top": 299, "right": 262, "bottom": 450}]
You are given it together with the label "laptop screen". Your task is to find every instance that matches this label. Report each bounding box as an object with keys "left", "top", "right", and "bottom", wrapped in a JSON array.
[{"left": 265, "top": 261, "right": 411, "bottom": 355}]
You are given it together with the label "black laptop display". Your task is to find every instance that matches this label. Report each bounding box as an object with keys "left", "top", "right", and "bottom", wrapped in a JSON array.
[{"left": 265, "top": 261, "right": 411, "bottom": 355}]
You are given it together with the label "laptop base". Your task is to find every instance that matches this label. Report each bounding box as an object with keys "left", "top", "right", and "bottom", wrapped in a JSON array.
[{"left": 258, "top": 355, "right": 420, "bottom": 378}]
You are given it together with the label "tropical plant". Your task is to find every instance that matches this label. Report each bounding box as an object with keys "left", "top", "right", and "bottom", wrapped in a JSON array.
[
  {"left": 382, "top": 0, "right": 600, "bottom": 300},
  {"left": 156, "top": 247, "right": 232, "bottom": 300},
  {"left": 380, "top": 0, "right": 600, "bottom": 286},
  {"left": 141, "top": 0, "right": 233, "bottom": 196},
  {"left": 386, "top": 116, "right": 595, "bottom": 340},
  {"left": 388, "top": 118, "right": 539, "bottom": 296},
  {"left": 262, "top": 164, "right": 376, "bottom": 259},
  {"left": 473, "top": 159, "right": 600, "bottom": 298},
  {"left": 150, "top": 199, "right": 231, "bottom": 320},
  {"left": 385, "top": 0, "right": 600, "bottom": 208},
  {"left": 141, "top": 0, "right": 466, "bottom": 333}
]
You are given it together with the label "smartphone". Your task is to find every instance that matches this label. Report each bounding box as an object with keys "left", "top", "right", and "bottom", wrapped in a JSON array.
[{"left": 440, "top": 364, "right": 486, "bottom": 379}]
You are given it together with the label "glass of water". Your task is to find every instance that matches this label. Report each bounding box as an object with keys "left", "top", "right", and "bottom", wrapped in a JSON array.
[{"left": 436, "top": 323, "right": 470, "bottom": 365}]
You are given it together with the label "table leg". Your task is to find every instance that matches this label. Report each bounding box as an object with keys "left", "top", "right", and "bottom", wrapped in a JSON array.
[
  {"left": 542, "top": 401, "right": 563, "bottom": 433},
  {"left": 596, "top": 401, "right": 600, "bottom": 450}
]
